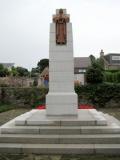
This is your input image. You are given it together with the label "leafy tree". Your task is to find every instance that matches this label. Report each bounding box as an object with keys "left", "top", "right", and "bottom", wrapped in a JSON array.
[
  {"left": 89, "top": 55, "right": 104, "bottom": 71},
  {"left": 33, "top": 77, "right": 38, "bottom": 86},
  {"left": 11, "top": 66, "right": 18, "bottom": 77},
  {"left": 12, "top": 67, "right": 30, "bottom": 77},
  {"left": 98, "top": 57, "right": 105, "bottom": 70},
  {"left": 37, "top": 59, "right": 49, "bottom": 73},
  {"left": 86, "top": 55, "right": 104, "bottom": 84},
  {"left": 30, "top": 68, "right": 39, "bottom": 77},
  {"left": 89, "top": 55, "right": 96, "bottom": 65},
  {"left": 0, "top": 64, "right": 10, "bottom": 77},
  {"left": 86, "top": 67, "right": 104, "bottom": 84},
  {"left": 16, "top": 67, "right": 30, "bottom": 77}
]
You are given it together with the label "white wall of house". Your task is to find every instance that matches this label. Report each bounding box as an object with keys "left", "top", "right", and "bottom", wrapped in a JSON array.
[{"left": 74, "top": 74, "right": 85, "bottom": 85}]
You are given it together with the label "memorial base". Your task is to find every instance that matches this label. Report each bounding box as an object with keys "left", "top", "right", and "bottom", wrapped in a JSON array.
[
  {"left": 46, "top": 92, "right": 78, "bottom": 116},
  {"left": 0, "top": 109, "right": 120, "bottom": 154}
]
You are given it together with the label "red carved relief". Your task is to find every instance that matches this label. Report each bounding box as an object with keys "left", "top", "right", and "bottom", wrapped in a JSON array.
[{"left": 53, "top": 9, "right": 69, "bottom": 45}]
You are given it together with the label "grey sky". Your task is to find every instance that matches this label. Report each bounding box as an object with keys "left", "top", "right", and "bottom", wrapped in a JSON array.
[{"left": 0, "top": 0, "right": 120, "bottom": 70}]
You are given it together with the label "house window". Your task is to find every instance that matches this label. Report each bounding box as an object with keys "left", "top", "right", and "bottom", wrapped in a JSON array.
[
  {"left": 78, "top": 69, "right": 86, "bottom": 73},
  {"left": 112, "top": 56, "right": 120, "bottom": 61}
]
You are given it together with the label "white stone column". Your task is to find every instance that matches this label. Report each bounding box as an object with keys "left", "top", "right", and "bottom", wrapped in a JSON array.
[{"left": 46, "top": 9, "right": 78, "bottom": 116}]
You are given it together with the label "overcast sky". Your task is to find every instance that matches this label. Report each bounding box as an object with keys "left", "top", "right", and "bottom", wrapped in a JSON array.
[{"left": 0, "top": 0, "right": 120, "bottom": 70}]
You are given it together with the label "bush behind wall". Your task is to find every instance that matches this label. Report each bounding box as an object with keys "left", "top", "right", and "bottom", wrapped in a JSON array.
[
  {"left": 0, "top": 83, "right": 120, "bottom": 108},
  {"left": 0, "top": 87, "right": 48, "bottom": 107},
  {"left": 75, "top": 83, "right": 120, "bottom": 108}
]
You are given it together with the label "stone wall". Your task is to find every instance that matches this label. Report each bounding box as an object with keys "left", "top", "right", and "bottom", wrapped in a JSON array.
[
  {"left": 0, "top": 87, "right": 48, "bottom": 107},
  {"left": 0, "top": 84, "right": 120, "bottom": 108},
  {"left": 0, "top": 77, "right": 43, "bottom": 87}
]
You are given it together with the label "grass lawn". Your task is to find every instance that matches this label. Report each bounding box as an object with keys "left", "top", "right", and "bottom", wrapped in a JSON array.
[
  {"left": 0, "top": 107, "right": 120, "bottom": 159},
  {"left": 0, "top": 105, "right": 30, "bottom": 126},
  {"left": 0, "top": 104, "right": 15, "bottom": 113}
]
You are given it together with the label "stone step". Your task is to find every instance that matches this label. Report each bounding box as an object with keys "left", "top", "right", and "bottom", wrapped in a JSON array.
[
  {"left": 16, "top": 119, "right": 107, "bottom": 126},
  {"left": 1, "top": 126, "right": 120, "bottom": 135},
  {"left": 0, "top": 134, "right": 120, "bottom": 144},
  {"left": 0, "top": 143, "right": 120, "bottom": 154},
  {"left": 14, "top": 109, "right": 107, "bottom": 126}
]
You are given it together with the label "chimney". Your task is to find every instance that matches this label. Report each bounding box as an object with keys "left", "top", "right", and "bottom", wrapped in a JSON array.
[{"left": 100, "top": 49, "right": 104, "bottom": 57}]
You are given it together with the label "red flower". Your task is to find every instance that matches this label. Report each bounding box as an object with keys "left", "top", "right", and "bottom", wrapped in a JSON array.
[
  {"left": 36, "top": 104, "right": 94, "bottom": 110},
  {"left": 79, "top": 105, "right": 94, "bottom": 109},
  {"left": 36, "top": 105, "right": 45, "bottom": 109}
]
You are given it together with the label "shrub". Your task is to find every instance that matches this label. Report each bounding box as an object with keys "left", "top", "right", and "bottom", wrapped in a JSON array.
[
  {"left": 117, "top": 71, "right": 120, "bottom": 83},
  {"left": 0, "top": 87, "right": 48, "bottom": 107},
  {"left": 86, "top": 67, "right": 104, "bottom": 84},
  {"left": 13, "top": 87, "right": 48, "bottom": 107},
  {"left": 75, "top": 83, "right": 120, "bottom": 108},
  {"left": 0, "top": 84, "right": 120, "bottom": 109},
  {"left": 86, "top": 55, "right": 104, "bottom": 84},
  {"left": 33, "top": 78, "right": 38, "bottom": 86},
  {"left": 104, "top": 71, "right": 120, "bottom": 83}
]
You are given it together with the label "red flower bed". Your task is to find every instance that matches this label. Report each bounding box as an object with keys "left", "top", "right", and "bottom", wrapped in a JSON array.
[
  {"left": 78, "top": 104, "right": 94, "bottom": 109},
  {"left": 36, "top": 105, "right": 94, "bottom": 110},
  {"left": 36, "top": 105, "right": 46, "bottom": 109}
]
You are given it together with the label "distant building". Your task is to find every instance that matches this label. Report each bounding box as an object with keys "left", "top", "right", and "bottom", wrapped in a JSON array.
[
  {"left": 74, "top": 57, "right": 91, "bottom": 85},
  {"left": 40, "top": 67, "right": 49, "bottom": 87},
  {"left": 40, "top": 58, "right": 91, "bottom": 86},
  {"left": 100, "top": 50, "right": 120, "bottom": 70},
  {"left": 0, "top": 63, "right": 14, "bottom": 70}
]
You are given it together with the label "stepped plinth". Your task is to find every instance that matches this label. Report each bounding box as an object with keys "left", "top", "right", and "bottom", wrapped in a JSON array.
[{"left": 0, "top": 109, "right": 120, "bottom": 154}]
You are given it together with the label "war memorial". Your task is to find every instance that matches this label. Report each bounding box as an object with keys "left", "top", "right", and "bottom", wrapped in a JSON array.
[{"left": 0, "top": 9, "right": 120, "bottom": 154}]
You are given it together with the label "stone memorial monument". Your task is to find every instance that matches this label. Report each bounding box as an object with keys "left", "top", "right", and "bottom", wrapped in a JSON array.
[
  {"left": 0, "top": 9, "right": 120, "bottom": 154},
  {"left": 46, "top": 9, "right": 78, "bottom": 116}
]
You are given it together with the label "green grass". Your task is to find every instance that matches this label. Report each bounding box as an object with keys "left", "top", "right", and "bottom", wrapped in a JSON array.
[{"left": 0, "top": 104, "right": 16, "bottom": 113}]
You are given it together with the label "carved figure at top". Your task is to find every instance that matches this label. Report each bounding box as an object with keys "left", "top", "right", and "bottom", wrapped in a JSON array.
[{"left": 53, "top": 9, "right": 69, "bottom": 45}]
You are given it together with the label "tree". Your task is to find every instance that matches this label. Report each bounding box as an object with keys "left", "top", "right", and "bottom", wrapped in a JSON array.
[
  {"left": 17, "top": 67, "right": 30, "bottom": 77},
  {"left": 11, "top": 66, "right": 18, "bottom": 77},
  {"left": 89, "top": 55, "right": 96, "bottom": 65},
  {"left": 0, "top": 64, "right": 10, "bottom": 77},
  {"left": 30, "top": 68, "right": 39, "bottom": 77},
  {"left": 13, "top": 67, "right": 30, "bottom": 77},
  {"left": 85, "top": 55, "right": 104, "bottom": 84},
  {"left": 37, "top": 59, "right": 49, "bottom": 73},
  {"left": 33, "top": 77, "right": 38, "bottom": 86},
  {"left": 89, "top": 55, "right": 104, "bottom": 71},
  {"left": 86, "top": 66, "right": 104, "bottom": 84}
]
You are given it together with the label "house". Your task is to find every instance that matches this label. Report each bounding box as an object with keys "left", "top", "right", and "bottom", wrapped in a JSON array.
[
  {"left": 74, "top": 57, "right": 91, "bottom": 85},
  {"left": 40, "top": 67, "right": 49, "bottom": 87},
  {"left": 40, "top": 58, "right": 91, "bottom": 86},
  {"left": 0, "top": 63, "right": 14, "bottom": 70},
  {"left": 100, "top": 50, "right": 120, "bottom": 70}
]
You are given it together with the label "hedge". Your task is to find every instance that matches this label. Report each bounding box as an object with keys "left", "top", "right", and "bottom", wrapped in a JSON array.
[
  {"left": 75, "top": 83, "right": 120, "bottom": 108},
  {"left": 0, "top": 83, "right": 120, "bottom": 108},
  {"left": 0, "top": 87, "right": 48, "bottom": 108},
  {"left": 104, "top": 71, "right": 120, "bottom": 83}
]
